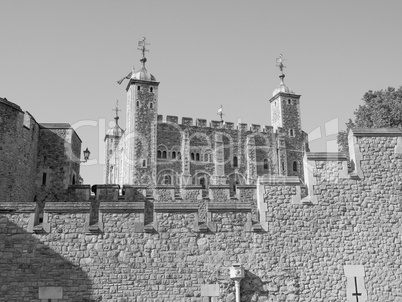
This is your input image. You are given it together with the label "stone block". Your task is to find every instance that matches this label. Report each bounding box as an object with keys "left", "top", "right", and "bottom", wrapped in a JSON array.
[
  {"left": 67, "top": 185, "right": 90, "bottom": 201},
  {"left": 210, "top": 120, "right": 221, "bottom": 128},
  {"left": 167, "top": 115, "right": 178, "bottom": 124},
  {"left": 201, "top": 284, "right": 219, "bottom": 297},
  {"left": 209, "top": 185, "right": 230, "bottom": 201},
  {"left": 196, "top": 119, "right": 207, "bottom": 127},
  {"left": 182, "top": 117, "right": 193, "bottom": 126},
  {"left": 94, "top": 184, "right": 120, "bottom": 201},
  {"left": 39, "top": 287, "right": 63, "bottom": 299},
  {"left": 123, "top": 185, "right": 147, "bottom": 202},
  {"left": 153, "top": 186, "right": 175, "bottom": 202}
]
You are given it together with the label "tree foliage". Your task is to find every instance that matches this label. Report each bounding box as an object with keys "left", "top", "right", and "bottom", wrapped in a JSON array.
[{"left": 337, "top": 86, "right": 402, "bottom": 153}]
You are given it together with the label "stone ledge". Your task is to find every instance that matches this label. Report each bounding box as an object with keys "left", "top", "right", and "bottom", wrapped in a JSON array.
[
  {"left": 258, "top": 176, "right": 301, "bottom": 186},
  {"left": 351, "top": 128, "right": 402, "bottom": 137},
  {"left": 99, "top": 202, "right": 145, "bottom": 213},
  {"left": 44, "top": 202, "right": 91, "bottom": 213},
  {"left": 154, "top": 203, "right": 199, "bottom": 213},
  {"left": 306, "top": 152, "right": 348, "bottom": 161},
  {"left": 0, "top": 202, "right": 36, "bottom": 213},
  {"left": 208, "top": 202, "right": 252, "bottom": 212}
]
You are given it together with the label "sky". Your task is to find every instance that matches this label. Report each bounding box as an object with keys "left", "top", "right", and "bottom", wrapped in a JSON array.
[{"left": 1, "top": 0, "right": 402, "bottom": 185}]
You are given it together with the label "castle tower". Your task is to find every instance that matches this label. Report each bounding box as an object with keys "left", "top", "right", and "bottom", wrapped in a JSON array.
[
  {"left": 269, "top": 55, "right": 304, "bottom": 177},
  {"left": 124, "top": 38, "right": 160, "bottom": 185},
  {"left": 104, "top": 101, "right": 124, "bottom": 184}
]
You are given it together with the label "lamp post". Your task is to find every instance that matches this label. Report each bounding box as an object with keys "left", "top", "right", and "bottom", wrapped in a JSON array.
[
  {"left": 230, "top": 263, "right": 244, "bottom": 302},
  {"left": 81, "top": 147, "right": 91, "bottom": 163}
]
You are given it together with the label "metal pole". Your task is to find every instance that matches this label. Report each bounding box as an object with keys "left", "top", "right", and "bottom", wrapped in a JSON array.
[{"left": 235, "top": 280, "right": 241, "bottom": 302}]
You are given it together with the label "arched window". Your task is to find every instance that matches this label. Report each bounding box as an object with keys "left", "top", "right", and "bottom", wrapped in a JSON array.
[
  {"left": 288, "top": 99, "right": 291, "bottom": 105},
  {"left": 157, "top": 150, "right": 162, "bottom": 158},
  {"left": 281, "top": 161, "right": 285, "bottom": 173},
  {"left": 72, "top": 175, "right": 76, "bottom": 185},
  {"left": 289, "top": 129, "right": 294, "bottom": 137},
  {"left": 263, "top": 159, "right": 268, "bottom": 170},
  {"left": 200, "top": 177, "right": 206, "bottom": 189},
  {"left": 150, "top": 87, "right": 153, "bottom": 93},
  {"left": 164, "top": 175, "right": 171, "bottom": 185},
  {"left": 178, "top": 152, "right": 182, "bottom": 159},
  {"left": 196, "top": 153, "right": 200, "bottom": 161},
  {"left": 142, "top": 159, "right": 147, "bottom": 167},
  {"left": 162, "top": 151, "right": 167, "bottom": 159},
  {"left": 233, "top": 156, "right": 238, "bottom": 167},
  {"left": 172, "top": 151, "right": 176, "bottom": 159},
  {"left": 150, "top": 102, "right": 153, "bottom": 109},
  {"left": 293, "top": 161, "right": 298, "bottom": 172},
  {"left": 191, "top": 153, "right": 195, "bottom": 160},
  {"left": 210, "top": 154, "right": 213, "bottom": 162}
]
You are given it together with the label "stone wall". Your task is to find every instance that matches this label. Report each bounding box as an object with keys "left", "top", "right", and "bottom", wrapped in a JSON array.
[
  {"left": 0, "top": 98, "right": 39, "bottom": 203},
  {"left": 2, "top": 128, "right": 402, "bottom": 301}
]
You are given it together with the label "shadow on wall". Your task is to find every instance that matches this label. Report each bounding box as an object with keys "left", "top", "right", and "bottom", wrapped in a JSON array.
[
  {"left": 240, "top": 270, "right": 299, "bottom": 302},
  {"left": 0, "top": 216, "right": 97, "bottom": 301}
]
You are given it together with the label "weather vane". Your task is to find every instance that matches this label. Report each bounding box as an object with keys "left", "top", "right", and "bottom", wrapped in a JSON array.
[
  {"left": 217, "top": 105, "right": 224, "bottom": 122},
  {"left": 138, "top": 37, "right": 150, "bottom": 67},
  {"left": 276, "top": 54, "right": 286, "bottom": 75},
  {"left": 113, "top": 100, "right": 121, "bottom": 118}
]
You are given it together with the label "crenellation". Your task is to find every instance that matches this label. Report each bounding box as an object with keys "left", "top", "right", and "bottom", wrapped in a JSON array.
[
  {"left": 182, "top": 116, "right": 193, "bottom": 126},
  {"left": 251, "top": 124, "right": 261, "bottom": 132},
  {"left": 166, "top": 115, "right": 178, "bottom": 124},
  {"left": 196, "top": 118, "right": 207, "bottom": 127},
  {"left": 210, "top": 120, "right": 221, "bottom": 128}
]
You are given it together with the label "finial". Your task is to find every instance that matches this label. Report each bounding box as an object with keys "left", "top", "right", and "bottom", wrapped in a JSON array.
[
  {"left": 113, "top": 100, "right": 121, "bottom": 124},
  {"left": 217, "top": 105, "right": 224, "bottom": 122},
  {"left": 276, "top": 54, "right": 286, "bottom": 84},
  {"left": 138, "top": 37, "right": 150, "bottom": 68}
]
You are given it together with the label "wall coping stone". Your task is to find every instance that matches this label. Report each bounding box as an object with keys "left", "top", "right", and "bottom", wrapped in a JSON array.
[
  {"left": 93, "top": 184, "right": 120, "bottom": 189},
  {"left": 154, "top": 203, "right": 199, "bottom": 213},
  {"left": 122, "top": 185, "right": 149, "bottom": 189},
  {"left": 209, "top": 185, "right": 231, "bottom": 189},
  {"left": 99, "top": 202, "right": 145, "bottom": 213},
  {"left": 236, "top": 185, "right": 257, "bottom": 189},
  {"left": 154, "top": 185, "right": 176, "bottom": 190},
  {"left": 68, "top": 185, "right": 91, "bottom": 190},
  {"left": 44, "top": 202, "right": 91, "bottom": 213},
  {"left": 306, "top": 152, "right": 348, "bottom": 161},
  {"left": 258, "top": 176, "right": 301, "bottom": 186},
  {"left": 0, "top": 202, "right": 36, "bottom": 213},
  {"left": 351, "top": 128, "right": 402, "bottom": 137},
  {"left": 208, "top": 202, "right": 252, "bottom": 212},
  {"left": 181, "top": 185, "right": 203, "bottom": 189}
]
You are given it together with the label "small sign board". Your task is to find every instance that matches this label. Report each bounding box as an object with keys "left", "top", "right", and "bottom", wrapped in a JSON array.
[{"left": 39, "top": 287, "right": 63, "bottom": 299}]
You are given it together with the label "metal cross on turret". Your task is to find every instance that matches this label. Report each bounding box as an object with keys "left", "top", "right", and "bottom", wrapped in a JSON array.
[
  {"left": 276, "top": 54, "right": 286, "bottom": 75},
  {"left": 138, "top": 37, "right": 150, "bottom": 67}
]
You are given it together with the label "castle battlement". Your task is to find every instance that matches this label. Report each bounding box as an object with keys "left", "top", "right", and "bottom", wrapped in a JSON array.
[{"left": 157, "top": 114, "right": 273, "bottom": 133}]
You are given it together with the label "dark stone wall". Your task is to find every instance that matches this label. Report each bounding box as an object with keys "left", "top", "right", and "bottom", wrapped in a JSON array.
[{"left": 0, "top": 99, "right": 39, "bottom": 203}]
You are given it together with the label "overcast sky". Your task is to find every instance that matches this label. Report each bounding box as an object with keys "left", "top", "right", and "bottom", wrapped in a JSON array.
[{"left": 1, "top": 0, "right": 401, "bottom": 185}]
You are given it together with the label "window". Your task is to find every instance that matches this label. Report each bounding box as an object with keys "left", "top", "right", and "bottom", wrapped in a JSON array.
[
  {"left": 204, "top": 154, "right": 208, "bottom": 162},
  {"left": 293, "top": 161, "right": 298, "bottom": 172},
  {"left": 109, "top": 149, "right": 113, "bottom": 154},
  {"left": 137, "top": 85, "right": 141, "bottom": 91},
  {"left": 162, "top": 151, "right": 167, "bottom": 159},
  {"left": 142, "top": 159, "right": 147, "bottom": 167},
  {"left": 281, "top": 161, "right": 285, "bottom": 172},
  {"left": 233, "top": 156, "right": 238, "bottom": 167},
  {"left": 157, "top": 150, "right": 162, "bottom": 158},
  {"left": 263, "top": 159, "right": 268, "bottom": 170},
  {"left": 42, "top": 173, "right": 47, "bottom": 186},
  {"left": 72, "top": 175, "right": 76, "bottom": 185},
  {"left": 38, "top": 212, "right": 44, "bottom": 224},
  {"left": 178, "top": 152, "right": 182, "bottom": 159},
  {"left": 191, "top": 153, "right": 195, "bottom": 160},
  {"left": 289, "top": 129, "right": 294, "bottom": 137},
  {"left": 150, "top": 102, "right": 153, "bottom": 109},
  {"left": 172, "top": 151, "right": 176, "bottom": 159},
  {"left": 288, "top": 99, "right": 291, "bottom": 105},
  {"left": 196, "top": 153, "right": 200, "bottom": 161},
  {"left": 164, "top": 175, "right": 171, "bottom": 185},
  {"left": 150, "top": 87, "right": 153, "bottom": 93},
  {"left": 200, "top": 177, "right": 206, "bottom": 189},
  {"left": 136, "top": 101, "right": 139, "bottom": 107}
]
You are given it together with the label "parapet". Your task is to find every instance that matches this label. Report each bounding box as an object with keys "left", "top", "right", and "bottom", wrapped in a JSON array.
[{"left": 157, "top": 114, "right": 272, "bottom": 133}]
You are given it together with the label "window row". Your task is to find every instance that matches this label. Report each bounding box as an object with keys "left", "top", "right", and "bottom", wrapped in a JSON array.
[
  {"left": 157, "top": 150, "right": 182, "bottom": 160},
  {"left": 137, "top": 85, "right": 154, "bottom": 93}
]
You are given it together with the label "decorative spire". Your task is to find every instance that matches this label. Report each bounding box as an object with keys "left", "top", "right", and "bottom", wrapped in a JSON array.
[
  {"left": 138, "top": 37, "right": 150, "bottom": 68},
  {"left": 276, "top": 54, "right": 286, "bottom": 84}
]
